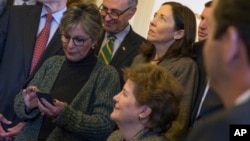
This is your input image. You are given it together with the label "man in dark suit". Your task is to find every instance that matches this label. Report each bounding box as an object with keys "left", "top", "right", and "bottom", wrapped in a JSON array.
[
  {"left": 189, "top": 40, "right": 224, "bottom": 127},
  {"left": 189, "top": 1, "right": 224, "bottom": 128},
  {"left": 0, "top": 0, "right": 67, "bottom": 139},
  {"left": 95, "top": 0, "right": 146, "bottom": 85},
  {"left": 187, "top": 0, "right": 250, "bottom": 140},
  {"left": 0, "top": 0, "right": 6, "bottom": 15}
]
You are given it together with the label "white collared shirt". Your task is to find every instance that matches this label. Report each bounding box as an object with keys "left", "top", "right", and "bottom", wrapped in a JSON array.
[
  {"left": 100, "top": 25, "right": 131, "bottom": 58},
  {"left": 37, "top": 6, "right": 67, "bottom": 47},
  {"left": 235, "top": 89, "right": 250, "bottom": 106},
  {"left": 195, "top": 82, "right": 210, "bottom": 119}
]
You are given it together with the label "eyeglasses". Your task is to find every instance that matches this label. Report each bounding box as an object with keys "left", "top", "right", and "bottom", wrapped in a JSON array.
[
  {"left": 99, "top": 4, "right": 132, "bottom": 20},
  {"left": 60, "top": 34, "right": 91, "bottom": 46}
]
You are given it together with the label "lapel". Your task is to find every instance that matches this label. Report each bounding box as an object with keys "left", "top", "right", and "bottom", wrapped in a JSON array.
[
  {"left": 22, "top": 5, "right": 63, "bottom": 77},
  {"left": 110, "top": 28, "right": 140, "bottom": 65},
  {"left": 190, "top": 40, "right": 207, "bottom": 126},
  {"left": 95, "top": 28, "right": 145, "bottom": 67},
  {"left": 30, "top": 28, "right": 63, "bottom": 77},
  {"left": 7, "top": 0, "right": 13, "bottom": 5},
  {"left": 41, "top": 28, "right": 62, "bottom": 60},
  {"left": 94, "top": 30, "right": 105, "bottom": 55}
]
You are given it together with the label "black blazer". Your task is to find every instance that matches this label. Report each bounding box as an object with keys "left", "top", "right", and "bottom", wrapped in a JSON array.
[
  {"left": 7, "top": 0, "right": 13, "bottom": 5},
  {"left": 187, "top": 100, "right": 250, "bottom": 141},
  {"left": 94, "top": 27, "right": 146, "bottom": 85},
  {"left": 0, "top": 0, "right": 6, "bottom": 15},
  {"left": 0, "top": 5, "right": 64, "bottom": 128},
  {"left": 189, "top": 41, "right": 223, "bottom": 128}
]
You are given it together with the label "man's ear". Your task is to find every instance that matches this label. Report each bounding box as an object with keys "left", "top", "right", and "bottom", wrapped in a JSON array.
[
  {"left": 128, "top": 7, "right": 137, "bottom": 18},
  {"left": 225, "top": 26, "right": 240, "bottom": 65},
  {"left": 173, "top": 29, "right": 184, "bottom": 40}
]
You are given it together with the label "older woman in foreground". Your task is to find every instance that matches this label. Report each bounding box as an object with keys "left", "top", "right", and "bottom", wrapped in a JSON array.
[
  {"left": 107, "top": 64, "right": 183, "bottom": 141},
  {"left": 14, "top": 2, "right": 120, "bottom": 141}
]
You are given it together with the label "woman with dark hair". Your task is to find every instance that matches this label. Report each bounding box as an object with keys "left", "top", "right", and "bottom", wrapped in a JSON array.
[
  {"left": 132, "top": 2, "right": 198, "bottom": 141},
  {"left": 107, "top": 64, "right": 183, "bottom": 141}
]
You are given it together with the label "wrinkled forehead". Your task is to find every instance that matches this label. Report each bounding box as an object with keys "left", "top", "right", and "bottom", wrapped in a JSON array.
[{"left": 102, "top": 0, "right": 129, "bottom": 10}]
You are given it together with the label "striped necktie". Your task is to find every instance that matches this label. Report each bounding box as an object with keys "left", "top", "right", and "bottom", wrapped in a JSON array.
[{"left": 99, "top": 34, "right": 116, "bottom": 64}]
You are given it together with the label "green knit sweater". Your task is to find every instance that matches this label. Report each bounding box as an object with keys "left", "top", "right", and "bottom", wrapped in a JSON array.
[{"left": 14, "top": 56, "right": 120, "bottom": 141}]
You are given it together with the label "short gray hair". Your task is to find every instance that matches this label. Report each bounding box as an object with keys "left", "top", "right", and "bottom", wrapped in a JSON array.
[
  {"left": 128, "top": 0, "right": 138, "bottom": 6},
  {"left": 59, "top": 2, "right": 102, "bottom": 41}
]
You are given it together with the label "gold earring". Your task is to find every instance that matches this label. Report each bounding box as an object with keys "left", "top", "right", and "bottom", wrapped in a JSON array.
[{"left": 138, "top": 114, "right": 143, "bottom": 120}]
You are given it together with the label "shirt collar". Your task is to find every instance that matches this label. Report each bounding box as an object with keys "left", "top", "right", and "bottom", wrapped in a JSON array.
[
  {"left": 235, "top": 89, "right": 250, "bottom": 106},
  {"left": 105, "top": 24, "right": 131, "bottom": 43},
  {"left": 40, "top": 6, "right": 67, "bottom": 24}
]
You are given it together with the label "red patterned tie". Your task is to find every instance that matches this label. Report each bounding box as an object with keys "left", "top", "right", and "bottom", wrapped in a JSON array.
[{"left": 30, "top": 14, "right": 53, "bottom": 74}]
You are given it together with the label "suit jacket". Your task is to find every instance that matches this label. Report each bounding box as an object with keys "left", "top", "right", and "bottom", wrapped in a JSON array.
[
  {"left": 189, "top": 41, "right": 223, "bottom": 128},
  {"left": 94, "top": 27, "right": 146, "bottom": 85},
  {"left": 187, "top": 100, "right": 250, "bottom": 141},
  {"left": 0, "top": 0, "right": 6, "bottom": 15},
  {"left": 6, "top": 0, "right": 13, "bottom": 5},
  {"left": 0, "top": 5, "right": 64, "bottom": 128}
]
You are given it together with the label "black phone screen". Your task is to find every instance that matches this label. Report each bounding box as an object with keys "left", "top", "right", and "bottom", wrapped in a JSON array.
[{"left": 36, "top": 92, "right": 54, "bottom": 105}]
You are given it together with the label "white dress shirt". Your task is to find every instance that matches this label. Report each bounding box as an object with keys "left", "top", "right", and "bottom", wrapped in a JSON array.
[
  {"left": 235, "top": 89, "right": 250, "bottom": 106},
  {"left": 100, "top": 25, "right": 131, "bottom": 58}
]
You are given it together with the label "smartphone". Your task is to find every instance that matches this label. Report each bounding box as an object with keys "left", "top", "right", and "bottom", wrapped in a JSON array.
[{"left": 36, "top": 92, "right": 54, "bottom": 105}]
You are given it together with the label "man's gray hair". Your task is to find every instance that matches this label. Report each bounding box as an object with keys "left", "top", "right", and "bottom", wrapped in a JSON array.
[{"left": 128, "top": 0, "right": 138, "bottom": 6}]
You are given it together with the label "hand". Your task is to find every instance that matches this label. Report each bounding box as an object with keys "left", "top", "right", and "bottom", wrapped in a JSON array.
[
  {"left": 38, "top": 99, "right": 65, "bottom": 117},
  {"left": 22, "top": 86, "right": 39, "bottom": 112},
  {"left": 0, "top": 114, "right": 12, "bottom": 126},
  {"left": 0, "top": 122, "right": 25, "bottom": 140},
  {"left": 0, "top": 113, "right": 11, "bottom": 139},
  {"left": 0, "top": 114, "right": 25, "bottom": 140}
]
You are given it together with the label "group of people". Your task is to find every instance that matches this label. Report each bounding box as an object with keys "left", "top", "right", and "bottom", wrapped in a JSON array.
[{"left": 0, "top": 0, "right": 249, "bottom": 140}]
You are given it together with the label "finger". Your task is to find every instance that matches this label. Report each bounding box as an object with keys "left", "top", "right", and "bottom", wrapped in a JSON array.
[
  {"left": 40, "top": 98, "right": 54, "bottom": 109},
  {"left": 53, "top": 99, "right": 62, "bottom": 106},
  {"left": 38, "top": 99, "right": 60, "bottom": 116},
  {"left": 30, "top": 86, "right": 38, "bottom": 92},
  {"left": 0, "top": 123, "right": 24, "bottom": 138},
  {"left": 37, "top": 98, "right": 51, "bottom": 115},
  {"left": 0, "top": 124, "right": 7, "bottom": 134},
  {"left": 26, "top": 86, "right": 38, "bottom": 94},
  {"left": 0, "top": 130, "right": 11, "bottom": 138},
  {"left": 21, "top": 89, "right": 26, "bottom": 96},
  {"left": 0, "top": 131, "right": 16, "bottom": 138},
  {"left": 4, "top": 137, "right": 13, "bottom": 141},
  {"left": 0, "top": 115, "right": 11, "bottom": 125},
  {"left": 53, "top": 100, "right": 65, "bottom": 112},
  {"left": 7, "top": 122, "right": 25, "bottom": 132}
]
